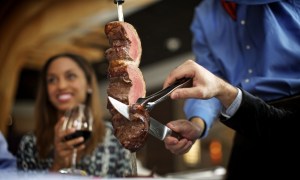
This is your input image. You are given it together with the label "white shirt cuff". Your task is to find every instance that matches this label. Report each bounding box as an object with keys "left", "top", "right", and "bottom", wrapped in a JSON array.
[{"left": 220, "top": 88, "right": 242, "bottom": 119}]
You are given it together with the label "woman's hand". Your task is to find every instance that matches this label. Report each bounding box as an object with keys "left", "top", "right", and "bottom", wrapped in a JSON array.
[{"left": 50, "top": 117, "right": 85, "bottom": 171}]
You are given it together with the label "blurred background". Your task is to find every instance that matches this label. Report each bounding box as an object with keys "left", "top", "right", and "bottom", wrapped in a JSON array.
[{"left": 0, "top": 0, "right": 234, "bottom": 178}]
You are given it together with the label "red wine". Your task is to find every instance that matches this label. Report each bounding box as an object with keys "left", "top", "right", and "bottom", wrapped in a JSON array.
[{"left": 64, "top": 130, "right": 91, "bottom": 143}]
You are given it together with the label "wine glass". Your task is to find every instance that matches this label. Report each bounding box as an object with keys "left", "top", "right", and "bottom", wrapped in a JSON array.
[{"left": 59, "top": 104, "right": 93, "bottom": 176}]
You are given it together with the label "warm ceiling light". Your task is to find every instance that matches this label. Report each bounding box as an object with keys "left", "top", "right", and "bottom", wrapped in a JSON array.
[
  {"left": 165, "top": 37, "right": 181, "bottom": 52},
  {"left": 209, "top": 139, "right": 222, "bottom": 165}
]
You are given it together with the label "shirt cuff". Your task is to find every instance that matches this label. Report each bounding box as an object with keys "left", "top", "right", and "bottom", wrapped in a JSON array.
[{"left": 220, "top": 88, "right": 242, "bottom": 119}]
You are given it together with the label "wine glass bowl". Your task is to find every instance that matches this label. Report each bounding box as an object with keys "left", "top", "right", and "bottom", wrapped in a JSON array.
[
  {"left": 59, "top": 104, "right": 93, "bottom": 176},
  {"left": 62, "top": 105, "right": 92, "bottom": 146}
]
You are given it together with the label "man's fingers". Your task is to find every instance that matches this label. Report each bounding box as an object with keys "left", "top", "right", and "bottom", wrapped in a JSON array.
[
  {"left": 171, "top": 87, "right": 205, "bottom": 100},
  {"left": 164, "top": 136, "right": 179, "bottom": 146},
  {"left": 164, "top": 138, "right": 190, "bottom": 155},
  {"left": 178, "top": 140, "right": 193, "bottom": 154}
]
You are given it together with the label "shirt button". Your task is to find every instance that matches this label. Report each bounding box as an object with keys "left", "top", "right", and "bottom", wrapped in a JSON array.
[
  {"left": 241, "top": 20, "right": 246, "bottom": 25},
  {"left": 244, "top": 79, "right": 250, "bottom": 83},
  {"left": 248, "top": 69, "right": 253, "bottom": 74},
  {"left": 246, "top": 45, "right": 251, "bottom": 50}
]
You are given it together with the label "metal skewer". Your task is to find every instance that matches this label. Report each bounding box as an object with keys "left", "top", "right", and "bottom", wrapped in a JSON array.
[{"left": 114, "top": 0, "right": 124, "bottom": 22}]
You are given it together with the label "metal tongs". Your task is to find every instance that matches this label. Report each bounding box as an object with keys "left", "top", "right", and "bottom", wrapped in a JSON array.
[
  {"left": 137, "top": 78, "right": 192, "bottom": 111},
  {"left": 108, "top": 78, "right": 192, "bottom": 141},
  {"left": 114, "top": 0, "right": 124, "bottom": 22}
]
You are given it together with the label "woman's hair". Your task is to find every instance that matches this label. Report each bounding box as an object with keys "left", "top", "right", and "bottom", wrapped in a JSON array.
[{"left": 35, "top": 53, "right": 105, "bottom": 158}]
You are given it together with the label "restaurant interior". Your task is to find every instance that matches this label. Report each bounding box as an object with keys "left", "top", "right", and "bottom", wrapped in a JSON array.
[{"left": 0, "top": 0, "right": 235, "bottom": 179}]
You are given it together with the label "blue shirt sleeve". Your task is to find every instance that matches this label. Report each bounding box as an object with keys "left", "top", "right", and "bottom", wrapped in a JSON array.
[
  {"left": 184, "top": 98, "right": 222, "bottom": 137},
  {"left": 0, "top": 132, "right": 16, "bottom": 170}
]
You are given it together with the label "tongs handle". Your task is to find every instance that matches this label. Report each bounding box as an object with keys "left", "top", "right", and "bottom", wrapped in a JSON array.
[{"left": 137, "top": 78, "right": 192, "bottom": 111}]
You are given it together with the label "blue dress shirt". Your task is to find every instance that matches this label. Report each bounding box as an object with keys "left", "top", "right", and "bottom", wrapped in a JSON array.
[
  {"left": 185, "top": 0, "right": 300, "bottom": 137},
  {"left": 0, "top": 131, "right": 16, "bottom": 170}
]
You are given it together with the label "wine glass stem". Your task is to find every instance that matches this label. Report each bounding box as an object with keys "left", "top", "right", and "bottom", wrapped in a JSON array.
[
  {"left": 131, "top": 152, "right": 137, "bottom": 175},
  {"left": 72, "top": 149, "right": 77, "bottom": 169}
]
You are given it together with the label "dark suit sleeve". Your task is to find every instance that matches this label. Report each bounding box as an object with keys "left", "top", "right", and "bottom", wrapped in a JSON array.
[{"left": 220, "top": 89, "right": 294, "bottom": 138}]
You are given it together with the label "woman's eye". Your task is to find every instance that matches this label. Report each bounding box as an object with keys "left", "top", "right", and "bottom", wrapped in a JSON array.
[
  {"left": 47, "top": 77, "right": 56, "bottom": 84},
  {"left": 67, "top": 73, "right": 77, "bottom": 80}
]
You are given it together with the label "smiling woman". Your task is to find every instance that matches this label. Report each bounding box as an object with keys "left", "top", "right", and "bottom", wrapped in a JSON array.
[{"left": 16, "top": 53, "right": 133, "bottom": 177}]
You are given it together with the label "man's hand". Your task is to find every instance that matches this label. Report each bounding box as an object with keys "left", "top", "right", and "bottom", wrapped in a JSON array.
[{"left": 163, "top": 119, "right": 204, "bottom": 155}]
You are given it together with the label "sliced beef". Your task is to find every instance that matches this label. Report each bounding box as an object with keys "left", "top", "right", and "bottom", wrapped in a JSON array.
[
  {"left": 111, "top": 104, "right": 149, "bottom": 152},
  {"left": 107, "top": 61, "right": 146, "bottom": 105},
  {"left": 105, "top": 21, "right": 142, "bottom": 66},
  {"left": 105, "top": 47, "right": 132, "bottom": 61},
  {"left": 105, "top": 21, "right": 148, "bottom": 152}
]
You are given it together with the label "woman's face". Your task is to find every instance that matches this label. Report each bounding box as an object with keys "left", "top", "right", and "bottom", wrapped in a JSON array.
[{"left": 46, "top": 57, "right": 90, "bottom": 112}]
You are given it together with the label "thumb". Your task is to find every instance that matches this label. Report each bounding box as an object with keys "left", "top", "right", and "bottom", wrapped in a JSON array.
[
  {"left": 167, "top": 120, "right": 187, "bottom": 134},
  {"left": 166, "top": 121, "right": 181, "bottom": 132}
]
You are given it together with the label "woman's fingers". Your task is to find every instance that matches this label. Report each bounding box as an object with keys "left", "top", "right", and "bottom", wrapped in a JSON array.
[{"left": 65, "top": 136, "right": 85, "bottom": 148}]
